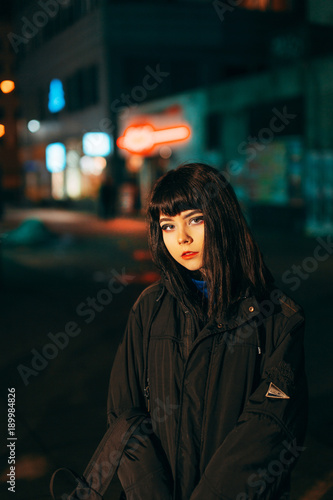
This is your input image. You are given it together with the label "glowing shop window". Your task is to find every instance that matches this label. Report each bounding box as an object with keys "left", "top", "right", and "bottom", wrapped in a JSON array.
[
  {"left": 79, "top": 155, "right": 107, "bottom": 175},
  {"left": 82, "top": 133, "right": 112, "bottom": 157},
  {"left": 52, "top": 171, "right": 65, "bottom": 199},
  {"left": 46, "top": 143, "right": 66, "bottom": 173},
  {"left": 66, "top": 166, "right": 81, "bottom": 199}
]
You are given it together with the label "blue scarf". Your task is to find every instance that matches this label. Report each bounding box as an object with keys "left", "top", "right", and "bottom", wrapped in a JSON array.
[{"left": 192, "top": 278, "right": 209, "bottom": 299}]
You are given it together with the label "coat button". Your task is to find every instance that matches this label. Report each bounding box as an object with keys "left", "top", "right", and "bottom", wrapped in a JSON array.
[{"left": 249, "top": 306, "right": 255, "bottom": 313}]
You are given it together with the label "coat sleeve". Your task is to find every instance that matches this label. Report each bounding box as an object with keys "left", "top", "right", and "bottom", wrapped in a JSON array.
[
  {"left": 190, "top": 312, "right": 308, "bottom": 500},
  {"left": 107, "top": 305, "right": 173, "bottom": 500}
]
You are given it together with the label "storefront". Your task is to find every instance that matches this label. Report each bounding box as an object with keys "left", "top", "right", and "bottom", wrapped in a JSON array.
[{"left": 22, "top": 132, "right": 113, "bottom": 204}]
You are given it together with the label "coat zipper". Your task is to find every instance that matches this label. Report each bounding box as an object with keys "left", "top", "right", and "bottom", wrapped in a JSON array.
[
  {"left": 144, "top": 379, "right": 150, "bottom": 412},
  {"left": 143, "top": 287, "right": 165, "bottom": 412},
  {"left": 183, "top": 309, "right": 191, "bottom": 360}
]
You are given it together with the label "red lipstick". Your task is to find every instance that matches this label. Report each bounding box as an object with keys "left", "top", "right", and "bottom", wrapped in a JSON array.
[{"left": 181, "top": 252, "right": 199, "bottom": 260}]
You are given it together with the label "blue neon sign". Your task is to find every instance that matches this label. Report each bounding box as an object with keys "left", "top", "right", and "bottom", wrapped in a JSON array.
[
  {"left": 82, "top": 132, "right": 113, "bottom": 157},
  {"left": 48, "top": 79, "right": 65, "bottom": 113},
  {"left": 45, "top": 143, "right": 66, "bottom": 173}
]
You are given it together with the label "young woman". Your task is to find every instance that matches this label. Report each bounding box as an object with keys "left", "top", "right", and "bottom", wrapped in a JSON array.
[{"left": 107, "top": 163, "right": 307, "bottom": 500}]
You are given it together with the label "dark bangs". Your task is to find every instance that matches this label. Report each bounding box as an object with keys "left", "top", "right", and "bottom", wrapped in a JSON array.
[{"left": 148, "top": 167, "right": 203, "bottom": 221}]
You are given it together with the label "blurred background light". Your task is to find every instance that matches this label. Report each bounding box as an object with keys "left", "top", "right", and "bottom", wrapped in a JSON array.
[
  {"left": 126, "top": 155, "right": 144, "bottom": 173},
  {"left": 82, "top": 132, "right": 112, "bottom": 157},
  {"left": 159, "top": 145, "right": 172, "bottom": 159},
  {"left": 0, "top": 80, "right": 15, "bottom": 93},
  {"left": 48, "top": 79, "right": 65, "bottom": 113},
  {"left": 66, "top": 167, "right": 81, "bottom": 199},
  {"left": 0, "top": 124, "right": 5, "bottom": 137},
  {"left": 79, "top": 155, "right": 106, "bottom": 175},
  {"left": 27, "top": 120, "right": 41, "bottom": 133},
  {"left": 67, "top": 150, "right": 80, "bottom": 168},
  {"left": 45, "top": 143, "right": 66, "bottom": 173},
  {"left": 51, "top": 171, "right": 65, "bottom": 199}
]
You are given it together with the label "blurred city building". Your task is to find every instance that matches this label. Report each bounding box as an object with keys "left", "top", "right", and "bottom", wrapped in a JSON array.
[
  {"left": 7, "top": 0, "right": 333, "bottom": 233},
  {"left": 0, "top": 8, "right": 20, "bottom": 208}
]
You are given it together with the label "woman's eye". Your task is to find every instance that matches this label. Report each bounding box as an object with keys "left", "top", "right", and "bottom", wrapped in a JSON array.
[
  {"left": 161, "top": 224, "right": 174, "bottom": 231},
  {"left": 190, "top": 216, "right": 204, "bottom": 225}
]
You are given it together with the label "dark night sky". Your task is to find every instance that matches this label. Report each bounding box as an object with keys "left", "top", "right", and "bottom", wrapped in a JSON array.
[{"left": 0, "top": 4, "right": 13, "bottom": 21}]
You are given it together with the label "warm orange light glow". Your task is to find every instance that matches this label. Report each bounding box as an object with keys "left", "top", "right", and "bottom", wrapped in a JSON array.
[
  {"left": 0, "top": 124, "right": 5, "bottom": 138},
  {"left": 117, "top": 124, "right": 191, "bottom": 155},
  {"left": 242, "top": 0, "right": 289, "bottom": 11},
  {"left": 0, "top": 80, "right": 15, "bottom": 94},
  {"left": 243, "top": 0, "right": 269, "bottom": 9}
]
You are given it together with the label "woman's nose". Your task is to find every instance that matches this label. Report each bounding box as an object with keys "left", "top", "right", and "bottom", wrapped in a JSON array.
[{"left": 178, "top": 227, "right": 192, "bottom": 244}]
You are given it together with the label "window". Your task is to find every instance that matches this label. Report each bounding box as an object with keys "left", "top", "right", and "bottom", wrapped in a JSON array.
[
  {"left": 65, "top": 73, "right": 82, "bottom": 112},
  {"left": 81, "top": 65, "right": 99, "bottom": 107},
  {"left": 65, "top": 64, "right": 99, "bottom": 112}
]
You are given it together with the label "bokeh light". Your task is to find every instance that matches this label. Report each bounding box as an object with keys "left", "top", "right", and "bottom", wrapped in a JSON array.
[
  {"left": 0, "top": 80, "right": 15, "bottom": 93},
  {"left": 27, "top": 120, "right": 41, "bottom": 133},
  {"left": 79, "top": 155, "right": 107, "bottom": 175}
]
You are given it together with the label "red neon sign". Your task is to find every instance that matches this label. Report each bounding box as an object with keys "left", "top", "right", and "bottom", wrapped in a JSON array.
[{"left": 117, "top": 124, "right": 191, "bottom": 155}]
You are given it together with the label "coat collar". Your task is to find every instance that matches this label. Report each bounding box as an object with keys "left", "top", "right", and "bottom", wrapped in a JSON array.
[
  {"left": 159, "top": 274, "right": 264, "bottom": 330},
  {"left": 213, "top": 295, "right": 262, "bottom": 330}
]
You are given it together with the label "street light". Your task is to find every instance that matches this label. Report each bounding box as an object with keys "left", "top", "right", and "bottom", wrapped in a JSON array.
[{"left": 0, "top": 80, "right": 15, "bottom": 94}]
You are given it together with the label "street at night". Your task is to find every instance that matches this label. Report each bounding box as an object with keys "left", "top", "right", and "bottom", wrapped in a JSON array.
[{"left": 0, "top": 208, "right": 332, "bottom": 499}]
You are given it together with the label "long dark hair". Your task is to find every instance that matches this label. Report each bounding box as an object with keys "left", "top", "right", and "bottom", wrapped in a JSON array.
[{"left": 146, "top": 162, "right": 273, "bottom": 322}]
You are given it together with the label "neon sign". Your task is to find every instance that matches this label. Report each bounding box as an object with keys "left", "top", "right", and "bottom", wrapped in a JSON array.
[
  {"left": 117, "top": 124, "right": 191, "bottom": 155},
  {"left": 48, "top": 79, "right": 65, "bottom": 113},
  {"left": 45, "top": 143, "right": 66, "bottom": 173},
  {"left": 82, "top": 132, "right": 112, "bottom": 157}
]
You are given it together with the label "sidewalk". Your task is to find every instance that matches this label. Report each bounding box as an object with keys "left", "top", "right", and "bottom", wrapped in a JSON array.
[{"left": 0, "top": 207, "right": 147, "bottom": 236}]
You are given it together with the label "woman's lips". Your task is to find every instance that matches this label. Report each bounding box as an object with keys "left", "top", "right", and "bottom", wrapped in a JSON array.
[{"left": 181, "top": 252, "right": 199, "bottom": 260}]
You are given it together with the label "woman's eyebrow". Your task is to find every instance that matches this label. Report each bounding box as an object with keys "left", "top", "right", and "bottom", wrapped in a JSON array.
[
  {"left": 160, "top": 209, "right": 202, "bottom": 223},
  {"left": 184, "top": 210, "right": 203, "bottom": 219},
  {"left": 160, "top": 217, "right": 172, "bottom": 222}
]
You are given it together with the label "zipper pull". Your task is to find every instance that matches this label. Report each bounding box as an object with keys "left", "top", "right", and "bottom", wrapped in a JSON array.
[{"left": 144, "top": 379, "right": 150, "bottom": 412}]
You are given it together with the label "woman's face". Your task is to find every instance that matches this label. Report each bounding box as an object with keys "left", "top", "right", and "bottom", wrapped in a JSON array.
[{"left": 159, "top": 209, "right": 205, "bottom": 275}]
